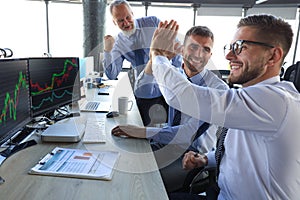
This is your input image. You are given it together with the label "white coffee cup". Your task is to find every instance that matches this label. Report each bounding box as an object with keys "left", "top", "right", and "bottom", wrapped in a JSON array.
[{"left": 118, "top": 97, "right": 133, "bottom": 115}]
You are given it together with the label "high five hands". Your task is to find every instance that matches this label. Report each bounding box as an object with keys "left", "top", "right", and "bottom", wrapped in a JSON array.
[{"left": 150, "top": 20, "right": 179, "bottom": 58}]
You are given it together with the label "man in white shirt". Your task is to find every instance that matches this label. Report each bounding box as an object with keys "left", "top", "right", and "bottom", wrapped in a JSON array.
[{"left": 149, "top": 15, "right": 300, "bottom": 199}]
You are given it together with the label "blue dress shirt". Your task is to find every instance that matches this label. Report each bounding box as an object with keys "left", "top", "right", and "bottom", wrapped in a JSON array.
[{"left": 103, "top": 16, "right": 182, "bottom": 85}]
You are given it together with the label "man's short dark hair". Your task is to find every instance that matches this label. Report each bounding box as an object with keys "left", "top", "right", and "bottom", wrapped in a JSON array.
[
  {"left": 183, "top": 26, "right": 214, "bottom": 45},
  {"left": 238, "top": 14, "right": 293, "bottom": 59}
]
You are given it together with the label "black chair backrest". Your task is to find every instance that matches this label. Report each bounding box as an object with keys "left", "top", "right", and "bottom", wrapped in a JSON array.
[{"left": 283, "top": 61, "right": 300, "bottom": 92}]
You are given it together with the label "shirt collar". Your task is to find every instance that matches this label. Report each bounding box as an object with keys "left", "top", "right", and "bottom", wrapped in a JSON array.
[
  {"left": 183, "top": 68, "right": 208, "bottom": 86},
  {"left": 255, "top": 76, "right": 280, "bottom": 86}
]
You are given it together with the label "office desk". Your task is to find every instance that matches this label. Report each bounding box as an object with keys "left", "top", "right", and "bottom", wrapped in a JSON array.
[{"left": 0, "top": 73, "right": 169, "bottom": 200}]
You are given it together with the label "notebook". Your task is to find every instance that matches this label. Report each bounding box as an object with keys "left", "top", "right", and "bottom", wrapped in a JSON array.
[
  {"left": 79, "top": 100, "right": 111, "bottom": 113},
  {"left": 41, "top": 118, "right": 85, "bottom": 142}
]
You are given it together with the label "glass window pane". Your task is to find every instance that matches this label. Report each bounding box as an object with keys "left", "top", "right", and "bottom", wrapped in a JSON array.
[{"left": 0, "top": 0, "right": 46, "bottom": 57}]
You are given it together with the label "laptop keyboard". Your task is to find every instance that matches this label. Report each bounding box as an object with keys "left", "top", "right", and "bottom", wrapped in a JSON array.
[{"left": 85, "top": 102, "right": 100, "bottom": 111}]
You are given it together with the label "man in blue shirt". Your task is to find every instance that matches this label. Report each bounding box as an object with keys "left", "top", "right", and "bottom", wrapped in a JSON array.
[
  {"left": 103, "top": 0, "right": 181, "bottom": 126},
  {"left": 112, "top": 25, "right": 229, "bottom": 192}
]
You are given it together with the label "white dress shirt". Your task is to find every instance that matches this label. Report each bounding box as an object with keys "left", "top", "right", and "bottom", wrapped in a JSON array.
[
  {"left": 152, "top": 55, "right": 300, "bottom": 200},
  {"left": 135, "top": 68, "right": 228, "bottom": 152}
]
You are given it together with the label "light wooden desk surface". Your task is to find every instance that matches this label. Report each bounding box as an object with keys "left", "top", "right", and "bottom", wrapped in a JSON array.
[{"left": 0, "top": 73, "right": 169, "bottom": 200}]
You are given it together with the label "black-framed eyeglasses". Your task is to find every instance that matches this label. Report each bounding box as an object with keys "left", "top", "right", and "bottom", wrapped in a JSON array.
[{"left": 224, "top": 40, "right": 275, "bottom": 56}]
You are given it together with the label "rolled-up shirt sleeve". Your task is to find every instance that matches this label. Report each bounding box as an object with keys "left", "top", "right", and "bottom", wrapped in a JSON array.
[
  {"left": 206, "top": 150, "right": 217, "bottom": 167},
  {"left": 103, "top": 46, "right": 124, "bottom": 80}
]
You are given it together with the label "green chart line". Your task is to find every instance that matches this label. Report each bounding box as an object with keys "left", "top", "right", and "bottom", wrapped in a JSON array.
[
  {"left": 0, "top": 72, "right": 27, "bottom": 124},
  {"left": 30, "top": 59, "right": 77, "bottom": 96}
]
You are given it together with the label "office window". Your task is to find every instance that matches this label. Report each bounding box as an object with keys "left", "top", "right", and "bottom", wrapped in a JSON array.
[
  {"left": 147, "top": 6, "right": 194, "bottom": 36},
  {"left": 0, "top": 1, "right": 46, "bottom": 58},
  {"left": 0, "top": 1, "right": 83, "bottom": 58},
  {"left": 48, "top": 3, "right": 83, "bottom": 57},
  {"left": 0, "top": 0, "right": 298, "bottom": 68}
]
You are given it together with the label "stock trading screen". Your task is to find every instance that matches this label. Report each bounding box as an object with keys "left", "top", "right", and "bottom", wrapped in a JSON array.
[
  {"left": 28, "top": 57, "right": 80, "bottom": 117},
  {"left": 0, "top": 59, "right": 31, "bottom": 145}
]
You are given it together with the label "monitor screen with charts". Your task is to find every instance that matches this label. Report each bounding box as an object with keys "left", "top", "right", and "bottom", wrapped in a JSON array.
[
  {"left": 28, "top": 57, "right": 81, "bottom": 117},
  {"left": 0, "top": 59, "right": 32, "bottom": 146}
]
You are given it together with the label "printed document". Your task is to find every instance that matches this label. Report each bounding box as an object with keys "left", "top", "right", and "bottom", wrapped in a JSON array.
[{"left": 29, "top": 147, "right": 119, "bottom": 180}]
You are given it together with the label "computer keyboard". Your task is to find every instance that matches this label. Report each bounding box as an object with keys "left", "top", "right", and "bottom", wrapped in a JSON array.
[
  {"left": 82, "top": 118, "right": 106, "bottom": 143},
  {"left": 6, "top": 127, "right": 36, "bottom": 146}
]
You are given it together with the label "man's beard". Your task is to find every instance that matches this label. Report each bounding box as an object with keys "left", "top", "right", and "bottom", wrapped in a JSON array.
[
  {"left": 122, "top": 25, "right": 136, "bottom": 37},
  {"left": 184, "top": 55, "right": 205, "bottom": 73},
  {"left": 228, "top": 64, "right": 264, "bottom": 85}
]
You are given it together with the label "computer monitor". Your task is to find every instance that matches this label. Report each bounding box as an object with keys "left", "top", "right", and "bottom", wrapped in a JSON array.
[
  {"left": 0, "top": 58, "right": 32, "bottom": 146},
  {"left": 28, "top": 57, "right": 81, "bottom": 117},
  {"left": 79, "top": 58, "right": 86, "bottom": 81}
]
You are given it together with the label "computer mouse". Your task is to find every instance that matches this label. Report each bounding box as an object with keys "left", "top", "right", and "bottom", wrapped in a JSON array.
[{"left": 106, "top": 111, "right": 119, "bottom": 118}]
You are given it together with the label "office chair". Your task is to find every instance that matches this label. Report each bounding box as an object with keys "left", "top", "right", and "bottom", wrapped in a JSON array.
[{"left": 283, "top": 61, "right": 300, "bottom": 92}]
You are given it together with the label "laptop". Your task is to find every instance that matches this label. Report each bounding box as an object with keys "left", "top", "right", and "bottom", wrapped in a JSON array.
[
  {"left": 79, "top": 100, "right": 111, "bottom": 113},
  {"left": 41, "top": 118, "right": 85, "bottom": 142}
]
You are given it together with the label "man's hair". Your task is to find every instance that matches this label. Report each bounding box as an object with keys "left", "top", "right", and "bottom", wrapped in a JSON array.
[
  {"left": 238, "top": 14, "right": 293, "bottom": 59},
  {"left": 183, "top": 26, "right": 214, "bottom": 45},
  {"left": 109, "top": 0, "right": 132, "bottom": 14}
]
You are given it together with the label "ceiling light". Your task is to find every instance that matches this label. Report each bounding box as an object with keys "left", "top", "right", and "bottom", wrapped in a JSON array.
[{"left": 256, "top": 0, "right": 268, "bottom": 5}]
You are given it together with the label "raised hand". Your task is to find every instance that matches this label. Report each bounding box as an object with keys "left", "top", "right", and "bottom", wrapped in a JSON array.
[
  {"left": 150, "top": 20, "right": 179, "bottom": 58},
  {"left": 104, "top": 35, "right": 115, "bottom": 52}
]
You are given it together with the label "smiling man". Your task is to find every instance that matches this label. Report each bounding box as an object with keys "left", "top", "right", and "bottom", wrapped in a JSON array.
[
  {"left": 103, "top": 0, "right": 182, "bottom": 126},
  {"left": 148, "top": 15, "right": 300, "bottom": 199},
  {"left": 112, "top": 26, "right": 229, "bottom": 192}
]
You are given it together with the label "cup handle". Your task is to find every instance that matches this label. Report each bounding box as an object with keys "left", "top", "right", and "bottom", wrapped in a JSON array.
[{"left": 128, "top": 100, "right": 133, "bottom": 111}]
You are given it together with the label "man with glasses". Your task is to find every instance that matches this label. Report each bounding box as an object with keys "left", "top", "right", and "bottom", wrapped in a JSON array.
[
  {"left": 224, "top": 40, "right": 274, "bottom": 56},
  {"left": 147, "top": 15, "right": 300, "bottom": 199},
  {"left": 103, "top": 0, "right": 181, "bottom": 126}
]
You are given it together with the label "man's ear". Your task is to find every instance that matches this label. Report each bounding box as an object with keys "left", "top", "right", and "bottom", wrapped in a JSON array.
[
  {"left": 112, "top": 19, "right": 117, "bottom": 26},
  {"left": 266, "top": 47, "right": 283, "bottom": 67}
]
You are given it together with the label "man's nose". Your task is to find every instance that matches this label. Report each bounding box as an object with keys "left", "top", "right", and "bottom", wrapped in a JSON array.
[{"left": 123, "top": 19, "right": 130, "bottom": 26}]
